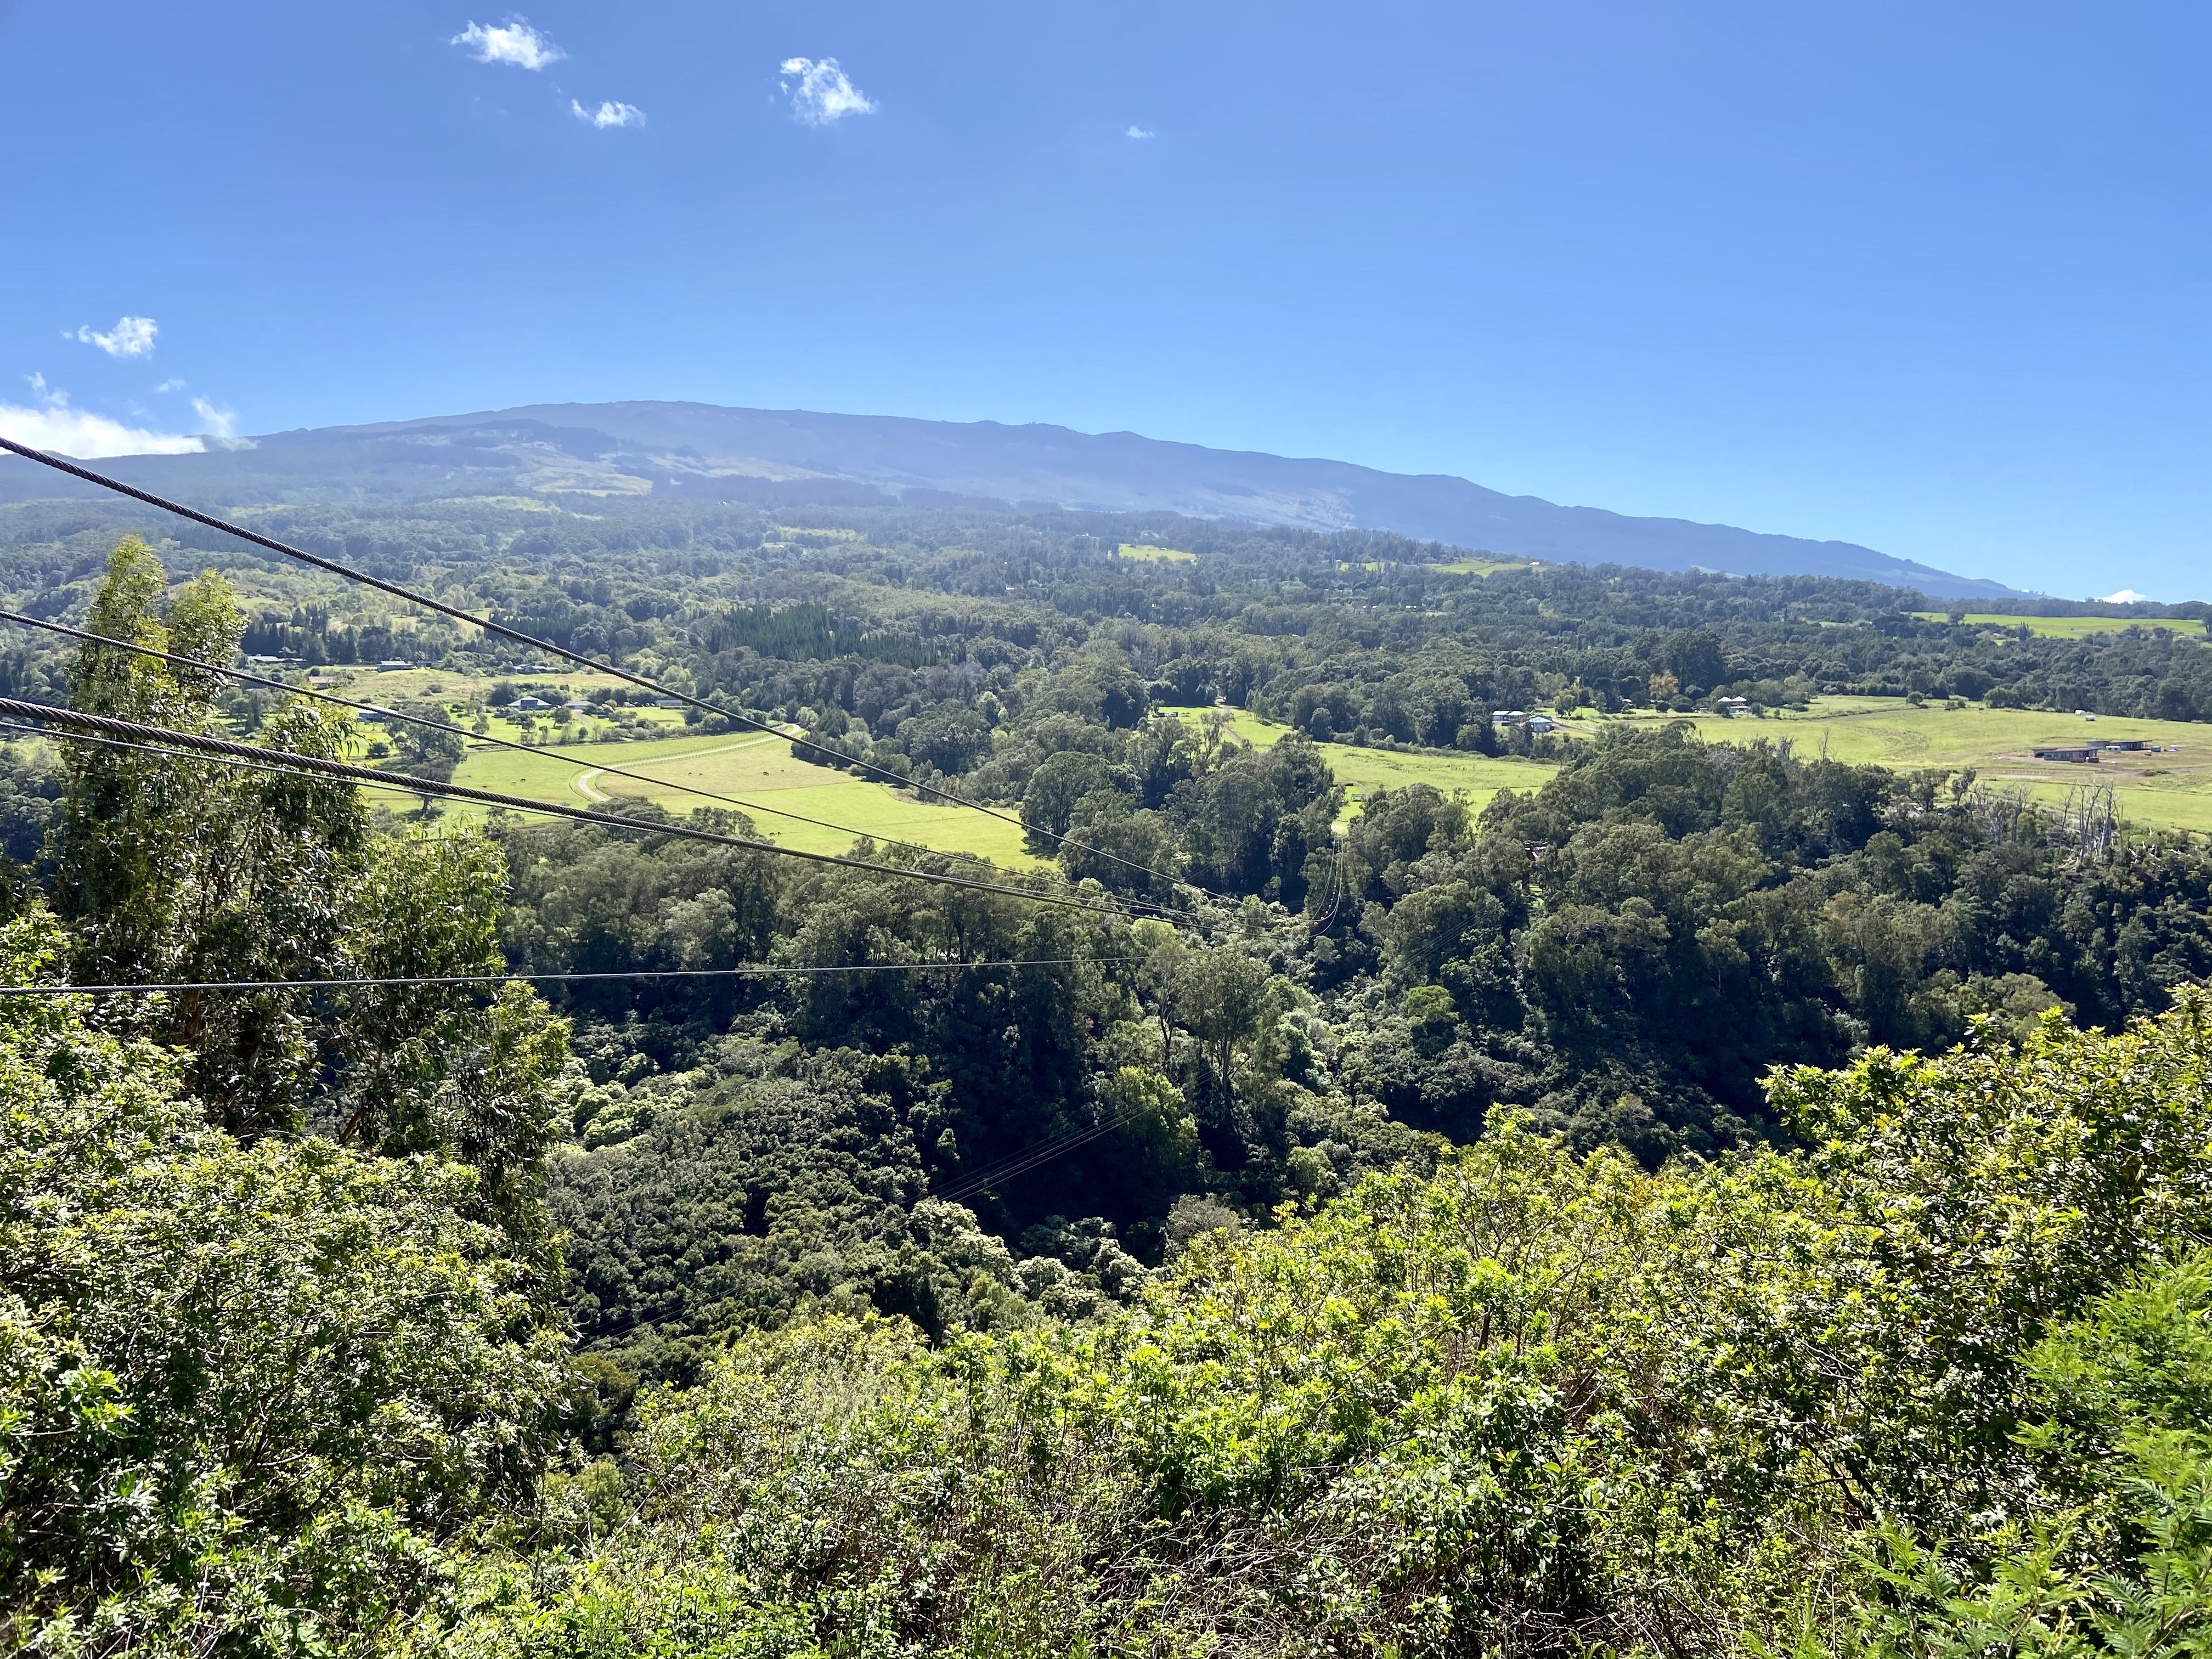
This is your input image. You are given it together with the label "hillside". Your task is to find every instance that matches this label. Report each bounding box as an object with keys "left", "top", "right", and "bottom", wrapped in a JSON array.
[
  {"left": 0, "top": 399, "right": 2020, "bottom": 597},
  {"left": 5, "top": 474, "right": 2211, "bottom": 1657}
]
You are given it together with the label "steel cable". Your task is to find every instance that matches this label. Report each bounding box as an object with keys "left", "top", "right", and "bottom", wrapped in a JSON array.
[
  {"left": 0, "top": 701, "right": 1179, "bottom": 919},
  {"left": 0, "top": 607, "right": 1025, "bottom": 880},
  {"left": 0, "top": 437, "right": 1206, "bottom": 899}
]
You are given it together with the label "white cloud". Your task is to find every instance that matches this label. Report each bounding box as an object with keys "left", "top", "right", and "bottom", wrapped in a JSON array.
[
  {"left": 154, "top": 378, "right": 185, "bottom": 393},
  {"left": 450, "top": 16, "right": 563, "bottom": 70},
  {"left": 571, "top": 98, "right": 645, "bottom": 129},
  {"left": 191, "top": 398, "right": 255, "bottom": 451},
  {"left": 69, "top": 315, "right": 159, "bottom": 358},
  {"left": 1126, "top": 126, "right": 1155, "bottom": 139},
  {"left": 0, "top": 377, "right": 205, "bottom": 458},
  {"left": 780, "top": 57, "right": 876, "bottom": 125},
  {"left": 2099, "top": 589, "right": 2148, "bottom": 603}
]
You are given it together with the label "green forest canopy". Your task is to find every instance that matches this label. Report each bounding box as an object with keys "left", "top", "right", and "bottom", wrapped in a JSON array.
[{"left": 1, "top": 508, "right": 2209, "bottom": 1657}]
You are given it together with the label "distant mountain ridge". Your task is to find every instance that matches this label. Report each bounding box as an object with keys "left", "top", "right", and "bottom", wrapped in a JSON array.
[{"left": 0, "top": 400, "right": 2019, "bottom": 598}]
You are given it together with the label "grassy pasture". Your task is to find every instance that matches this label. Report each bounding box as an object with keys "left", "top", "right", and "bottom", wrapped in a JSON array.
[
  {"left": 1222, "top": 711, "right": 1564, "bottom": 822},
  {"left": 450, "top": 730, "right": 1043, "bottom": 866},
  {"left": 1908, "top": 612, "right": 2207, "bottom": 639},
  {"left": 1118, "top": 543, "right": 1197, "bottom": 563},
  {"left": 232, "top": 667, "right": 1041, "bottom": 864},
  {"left": 1221, "top": 697, "right": 2212, "bottom": 834},
  {"left": 1609, "top": 698, "right": 2212, "bottom": 833},
  {"left": 1434, "top": 556, "right": 1537, "bottom": 577}
]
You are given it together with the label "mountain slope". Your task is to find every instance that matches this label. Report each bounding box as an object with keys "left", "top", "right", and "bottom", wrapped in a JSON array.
[{"left": 0, "top": 400, "right": 2018, "bottom": 597}]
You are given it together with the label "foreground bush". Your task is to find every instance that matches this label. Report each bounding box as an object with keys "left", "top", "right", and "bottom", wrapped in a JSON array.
[
  {"left": 0, "top": 918, "right": 569, "bottom": 1658},
  {"left": 406, "top": 994, "right": 2212, "bottom": 1657}
]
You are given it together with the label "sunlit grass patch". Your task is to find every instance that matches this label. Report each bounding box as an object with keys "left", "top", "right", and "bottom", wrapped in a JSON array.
[
  {"left": 1910, "top": 612, "right": 2207, "bottom": 639},
  {"left": 450, "top": 731, "right": 1045, "bottom": 865},
  {"left": 1224, "top": 710, "right": 1564, "bottom": 822},
  {"left": 1435, "top": 556, "right": 1537, "bottom": 576},
  {"left": 1615, "top": 697, "right": 2212, "bottom": 833}
]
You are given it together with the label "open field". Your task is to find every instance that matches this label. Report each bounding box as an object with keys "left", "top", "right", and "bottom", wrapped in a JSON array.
[
  {"left": 1219, "top": 698, "right": 2212, "bottom": 834},
  {"left": 450, "top": 729, "right": 1043, "bottom": 866},
  {"left": 1908, "top": 612, "right": 2208, "bottom": 639},
  {"left": 1223, "top": 711, "right": 1563, "bottom": 821},
  {"left": 1117, "top": 543, "right": 1196, "bottom": 563},
  {"left": 1606, "top": 698, "right": 2212, "bottom": 832},
  {"left": 1434, "top": 556, "right": 1537, "bottom": 577}
]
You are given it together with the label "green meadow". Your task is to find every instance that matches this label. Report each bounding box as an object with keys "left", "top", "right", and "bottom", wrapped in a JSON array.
[
  {"left": 1908, "top": 611, "right": 2208, "bottom": 639},
  {"left": 450, "top": 729, "right": 1043, "bottom": 866},
  {"left": 1116, "top": 543, "right": 1197, "bottom": 563},
  {"left": 1223, "top": 711, "right": 1563, "bottom": 822},
  {"left": 1609, "top": 698, "right": 2212, "bottom": 832},
  {"left": 1221, "top": 697, "right": 2212, "bottom": 835},
  {"left": 1434, "top": 556, "right": 1537, "bottom": 576}
]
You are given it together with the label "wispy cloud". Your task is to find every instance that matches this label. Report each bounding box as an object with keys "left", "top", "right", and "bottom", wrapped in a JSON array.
[
  {"left": 69, "top": 315, "right": 159, "bottom": 358},
  {"left": 1126, "top": 126, "right": 1155, "bottom": 140},
  {"left": 191, "top": 398, "right": 255, "bottom": 451},
  {"left": 154, "top": 378, "right": 186, "bottom": 393},
  {"left": 571, "top": 98, "right": 645, "bottom": 129},
  {"left": 780, "top": 57, "right": 876, "bottom": 126},
  {"left": 0, "top": 375, "right": 206, "bottom": 458},
  {"left": 450, "top": 16, "right": 563, "bottom": 70}
]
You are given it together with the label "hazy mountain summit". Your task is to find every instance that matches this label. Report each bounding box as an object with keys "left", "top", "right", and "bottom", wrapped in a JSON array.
[{"left": 1, "top": 399, "right": 2017, "bottom": 597}]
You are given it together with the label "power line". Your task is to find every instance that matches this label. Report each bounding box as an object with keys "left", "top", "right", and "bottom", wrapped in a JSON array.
[
  {"left": 0, "top": 437, "right": 1201, "bottom": 898},
  {"left": 0, "top": 701, "right": 1180, "bottom": 920},
  {"left": 932, "top": 1103, "right": 1158, "bottom": 1204},
  {"left": 930, "top": 1070, "right": 1193, "bottom": 1203},
  {"left": 1, "top": 710, "right": 1176, "bottom": 920},
  {"left": 0, "top": 955, "right": 1137, "bottom": 996},
  {"left": 0, "top": 607, "right": 1025, "bottom": 881}
]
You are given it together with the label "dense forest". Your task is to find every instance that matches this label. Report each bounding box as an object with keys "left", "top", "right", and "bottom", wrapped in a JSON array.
[{"left": 3, "top": 496, "right": 2211, "bottom": 1657}]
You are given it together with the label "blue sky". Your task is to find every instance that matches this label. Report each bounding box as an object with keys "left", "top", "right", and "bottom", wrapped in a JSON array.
[{"left": 2, "top": 1, "right": 2204, "bottom": 597}]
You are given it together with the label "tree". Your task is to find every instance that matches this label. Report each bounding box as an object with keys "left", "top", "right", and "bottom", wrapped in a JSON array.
[
  {"left": 1665, "top": 627, "right": 1728, "bottom": 695},
  {"left": 1171, "top": 947, "right": 1271, "bottom": 1092},
  {"left": 325, "top": 829, "right": 571, "bottom": 1252},
  {"left": 1060, "top": 791, "right": 1181, "bottom": 900},
  {"left": 0, "top": 914, "right": 566, "bottom": 1657},
  {"left": 50, "top": 542, "right": 369, "bottom": 1133},
  {"left": 1023, "top": 750, "right": 1118, "bottom": 847},
  {"left": 385, "top": 703, "right": 466, "bottom": 783}
]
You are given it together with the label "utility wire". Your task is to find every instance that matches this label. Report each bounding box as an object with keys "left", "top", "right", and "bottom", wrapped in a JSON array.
[
  {"left": 0, "top": 607, "right": 1023, "bottom": 880},
  {"left": 0, "top": 710, "right": 1176, "bottom": 921},
  {"left": 0, "top": 447, "right": 1210, "bottom": 1205},
  {"left": 0, "top": 701, "right": 1179, "bottom": 920},
  {"left": 0, "top": 713, "right": 1164, "bottom": 926},
  {"left": 0, "top": 437, "right": 1202, "bottom": 898},
  {"left": 932, "top": 1103, "right": 1159, "bottom": 1204},
  {"left": 0, "top": 956, "right": 1137, "bottom": 997}
]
